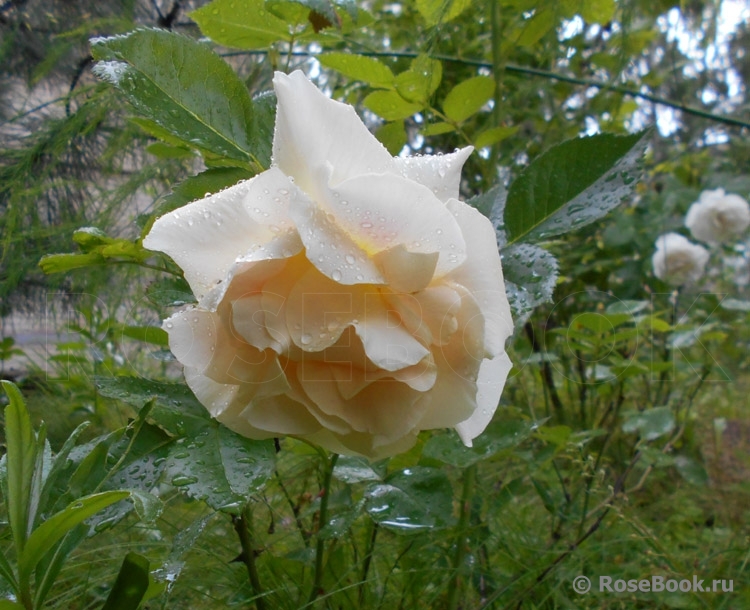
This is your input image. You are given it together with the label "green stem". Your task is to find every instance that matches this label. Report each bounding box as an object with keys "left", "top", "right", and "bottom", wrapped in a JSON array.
[
  {"left": 358, "top": 522, "right": 379, "bottom": 607},
  {"left": 233, "top": 505, "right": 267, "bottom": 610},
  {"left": 307, "top": 452, "right": 339, "bottom": 607},
  {"left": 222, "top": 49, "right": 750, "bottom": 130},
  {"left": 446, "top": 464, "right": 476, "bottom": 610},
  {"left": 490, "top": 0, "right": 504, "bottom": 170}
]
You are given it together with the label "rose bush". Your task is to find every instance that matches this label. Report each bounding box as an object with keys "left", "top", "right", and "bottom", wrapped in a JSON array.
[
  {"left": 143, "top": 71, "right": 513, "bottom": 459},
  {"left": 651, "top": 232, "right": 709, "bottom": 286},
  {"left": 685, "top": 188, "right": 750, "bottom": 245}
]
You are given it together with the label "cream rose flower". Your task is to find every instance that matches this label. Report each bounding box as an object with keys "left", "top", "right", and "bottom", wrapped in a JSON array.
[
  {"left": 143, "top": 71, "right": 513, "bottom": 459},
  {"left": 652, "top": 232, "right": 709, "bottom": 286},
  {"left": 685, "top": 188, "right": 750, "bottom": 245}
]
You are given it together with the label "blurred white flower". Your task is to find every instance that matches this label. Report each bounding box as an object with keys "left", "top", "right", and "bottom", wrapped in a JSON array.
[
  {"left": 685, "top": 188, "right": 750, "bottom": 245},
  {"left": 652, "top": 233, "right": 709, "bottom": 285}
]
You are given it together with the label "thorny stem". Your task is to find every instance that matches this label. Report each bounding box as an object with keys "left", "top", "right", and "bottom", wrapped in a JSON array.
[
  {"left": 233, "top": 505, "right": 267, "bottom": 610},
  {"left": 446, "top": 463, "right": 476, "bottom": 610},
  {"left": 306, "top": 452, "right": 339, "bottom": 607}
]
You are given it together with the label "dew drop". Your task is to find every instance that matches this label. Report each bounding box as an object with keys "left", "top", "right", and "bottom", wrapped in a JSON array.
[
  {"left": 332, "top": 269, "right": 342, "bottom": 281},
  {"left": 345, "top": 254, "right": 356, "bottom": 264},
  {"left": 300, "top": 333, "right": 312, "bottom": 345}
]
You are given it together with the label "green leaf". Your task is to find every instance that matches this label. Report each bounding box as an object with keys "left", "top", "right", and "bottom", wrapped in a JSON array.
[
  {"left": 474, "top": 125, "right": 518, "bottom": 149},
  {"left": 375, "top": 121, "right": 406, "bottom": 155},
  {"left": 164, "top": 427, "right": 275, "bottom": 513},
  {"left": 422, "top": 418, "right": 538, "bottom": 468},
  {"left": 190, "top": 0, "right": 291, "bottom": 49},
  {"left": 0, "top": 548, "right": 18, "bottom": 595},
  {"left": 415, "top": 0, "right": 472, "bottom": 26},
  {"left": 674, "top": 455, "right": 708, "bottom": 486},
  {"left": 421, "top": 121, "right": 455, "bottom": 136},
  {"left": 332, "top": 456, "right": 382, "bottom": 484},
  {"left": 94, "top": 376, "right": 212, "bottom": 438},
  {"left": 0, "top": 602, "right": 24, "bottom": 609},
  {"left": 570, "top": 312, "right": 632, "bottom": 334},
  {"left": 18, "top": 491, "right": 130, "bottom": 582},
  {"left": 442, "top": 75, "right": 493, "bottom": 123},
  {"left": 364, "top": 90, "right": 422, "bottom": 121},
  {"left": 501, "top": 244, "right": 559, "bottom": 328},
  {"left": 101, "top": 552, "right": 150, "bottom": 610},
  {"left": 622, "top": 407, "right": 675, "bottom": 441},
  {"left": 248, "top": 91, "right": 276, "bottom": 169},
  {"left": 146, "top": 142, "right": 194, "bottom": 159},
  {"left": 38, "top": 252, "right": 105, "bottom": 274},
  {"left": 504, "top": 131, "right": 648, "bottom": 245},
  {"left": 91, "top": 29, "right": 258, "bottom": 167},
  {"left": 319, "top": 53, "right": 394, "bottom": 88},
  {"left": 606, "top": 300, "right": 649, "bottom": 315},
  {"left": 119, "top": 325, "right": 169, "bottom": 346},
  {"left": 394, "top": 55, "right": 442, "bottom": 103},
  {"left": 580, "top": 0, "right": 617, "bottom": 24},
  {"left": 145, "top": 277, "right": 196, "bottom": 308},
  {"left": 152, "top": 513, "right": 215, "bottom": 592},
  {"left": 364, "top": 467, "right": 455, "bottom": 533},
  {"left": 516, "top": 8, "right": 556, "bottom": 47},
  {"left": 2, "top": 381, "right": 38, "bottom": 554},
  {"left": 72, "top": 227, "right": 114, "bottom": 252}
]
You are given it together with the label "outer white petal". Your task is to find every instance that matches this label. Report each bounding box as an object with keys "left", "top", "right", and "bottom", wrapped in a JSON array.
[
  {"left": 144, "top": 168, "right": 298, "bottom": 301},
  {"left": 393, "top": 146, "right": 473, "bottom": 203},
  {"left": 445, "top": 199, "right": 513, "bottom": 357},
  {"left": 289, "top": 186, "right": 386, "bottom": 285},
  {"left": 272, "top": 71, "right": 395, "bottom": 193},
  {"left": 455, "top": 353, "right": 513, "bottom": 446},
  {"left": 319, "top": 173, "right": 467, "bottom": 279}
]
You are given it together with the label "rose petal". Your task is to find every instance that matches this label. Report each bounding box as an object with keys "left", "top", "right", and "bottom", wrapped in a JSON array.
[
  {"left": 446, "top": 199, "right": 513, "bottom": 357},
  {"left": 394, "top": 146, "right": 473, "bottom": 203},
  {"left": 272, "top": 71, "right": 395, "bottom": 193},
  {"left": 413, "top": 286, "right": 486, "bottom": 429},
  {"left": 241, "top": 394, "right": 323, "bottom": 436},
  {"left": 144, "top": 168, "right": 299, "bottom": 301},
  {"left": 454, "top": 353, "right": 513, "bottom": 446},
  {"left": 296, "top": 362, "right": 426, "bottom": 443},
  {"left": 323, "top": 173, "right": 467, "bottom": 277},
  {"left": 372, "top": 245, "right": 439, "bottom": 293},
  {"left": 289, "top": 186, "right": 386, "bottom": 285}
]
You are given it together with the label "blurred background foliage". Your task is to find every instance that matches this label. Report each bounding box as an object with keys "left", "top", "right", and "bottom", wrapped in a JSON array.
[{"left": 1, "top": 0, "right": 750, "bottom": 608}]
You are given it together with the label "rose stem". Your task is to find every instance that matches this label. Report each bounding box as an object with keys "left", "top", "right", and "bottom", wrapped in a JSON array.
[
  {"left": 446, "top": 463, "right": 477, "bottom": 610},
  {"left": 306, "top": 452, "right": 339, "bottom": 607},
  {"left": 358, "top": 521, "right": 379, "bottom": 607},
  {"left": 233, "top": 504, "right": 267, "bottom": 610}
]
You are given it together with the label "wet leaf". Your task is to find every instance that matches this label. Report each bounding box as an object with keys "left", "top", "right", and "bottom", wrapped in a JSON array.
[
  {"left": 504, "top": 131, "right": 648, "bottom": 245},
  {"left": 501, "top": 243, "right": 559, "bottom": 328},
  {"left": 91, "top": 29, "right": 257, "bottom": 166},
  {"left": 364, "top": 467, "right": 454, "bottom": 533}
]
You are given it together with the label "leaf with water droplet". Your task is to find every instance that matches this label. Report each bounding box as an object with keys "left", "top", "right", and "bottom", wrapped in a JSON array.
[
  {"left": 363, "top": 467, "right": 454, "bottom": 534},
  {"left": 164, "top": 426, "right": 275, "bottom": 513},
  {"left": 422, "top": 417, "right": 541, "bottom": 468},
  {"left": 504, "top": 131, "right": 649, "bottom": 245},
  {"left": 91, "top": 29, "right": 258, "bottom": 168},
  {"left": 501, "top": 243, "right": 558, "bottom": 328}
]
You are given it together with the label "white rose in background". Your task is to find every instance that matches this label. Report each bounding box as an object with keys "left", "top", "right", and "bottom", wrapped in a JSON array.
[
  {"left": 652, "top": 232, "right": 709, "bottom": 286},
  {"left": 685, "top": 188, "right": 750, "bottom": 245},
  {"left": 143, "top": 71, "right": 513, "bottom": 459}
]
